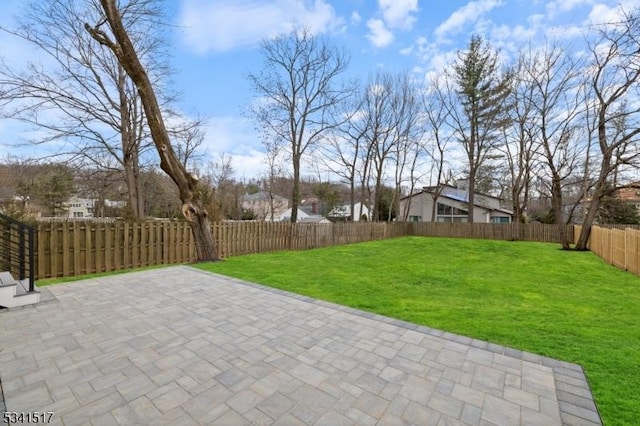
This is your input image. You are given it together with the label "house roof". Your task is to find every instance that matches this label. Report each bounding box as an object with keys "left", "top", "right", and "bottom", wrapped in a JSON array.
[
  {"left": 613, "top": 187, "right": 640, "bottom": 202},
  {"left": 421, "top": 184, "right": 502, "bottom": 201},
  {"left": 299, "top": 216, "right": 331, "bottom": 223},
  {"left": 401, "top": 189, "right": 513, "bottom": 215}
]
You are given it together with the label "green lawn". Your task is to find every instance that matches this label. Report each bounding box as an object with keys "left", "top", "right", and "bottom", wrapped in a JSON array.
[{"left": 194, "top": 236, "right": 640, "bottom": 426}]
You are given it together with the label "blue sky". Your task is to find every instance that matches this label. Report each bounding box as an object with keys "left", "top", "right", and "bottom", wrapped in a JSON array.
[{"left": 0, "top": 0, "right": 635, "bottom": 179}]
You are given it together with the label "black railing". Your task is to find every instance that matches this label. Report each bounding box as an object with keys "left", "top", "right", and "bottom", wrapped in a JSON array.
[{"left": 0, "top": 212, "right": 36, "bottom": 292}]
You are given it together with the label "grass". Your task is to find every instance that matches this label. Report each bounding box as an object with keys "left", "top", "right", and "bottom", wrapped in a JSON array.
[{"left": 194, "top": 236, "right": 640, "bottom": 425}]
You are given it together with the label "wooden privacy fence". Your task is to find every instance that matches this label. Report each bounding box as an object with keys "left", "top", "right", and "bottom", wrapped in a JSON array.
[
  {"left": 581, "top": 225, "right": 640, "bottom": 276},
  {"left": 36, "top": 220, "right": 573, "bottom": 279},
  {"left": 212, "top": 221, "right": 413, "bottom": 257},
  {"left": 410, "top": 222, "right": 573, "bottom": 243},
  {"left": 37, "top": 221, "right": 195, "bottom": 279}
]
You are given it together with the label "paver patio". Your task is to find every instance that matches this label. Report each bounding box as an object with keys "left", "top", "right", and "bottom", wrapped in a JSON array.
[{"left": 0, "top": 266, "right": 601, "bottom": 425}]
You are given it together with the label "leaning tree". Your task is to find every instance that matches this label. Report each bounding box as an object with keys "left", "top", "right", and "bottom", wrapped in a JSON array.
[{"left": 86, "top": 0, "right": 218, "bottom": 260}]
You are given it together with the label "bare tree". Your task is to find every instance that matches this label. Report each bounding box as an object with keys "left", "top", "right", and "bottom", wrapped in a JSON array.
[
  {"left": 0, "top": 0, "right": 176, "bottom": 219},
  {"left": 86, "top": 0, "right": 218, "bottom": 260},
  {"left": 248, "top": 28, "right": 352, "bottom": 222},
  {"left": 361, "top": 71, "right": 399, "bottom": 221},
  {"left": 519, "top": 41, "right": 586, "bottom": 248},
  {"left": 423, "top": 75, "right": 454, "bottom": 222},
  {"left": 576, "top": 7, "right": 640, "bottom": 249},
  {"left": 169, "top": 115, "right": 207, "bottom": 169},
  {"left": 389, "top": 72, "right": 424, "bottom": 221},
  {"left": 321, "top": 90, "right": 365, "bottom": 221},
  {"left": 448, "top": 35, "right": 512, "bottom": 222},
  {"left": 203, "top": 153, "right": 235, "bottom": 221},
  {"left": 263, "top": 141, "right": 285, "bottom": 221}
]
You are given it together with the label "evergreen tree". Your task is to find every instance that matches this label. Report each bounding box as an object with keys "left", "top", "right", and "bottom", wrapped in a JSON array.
[{"left": 451, "top": 36, "right": 512, "bottom": 222}]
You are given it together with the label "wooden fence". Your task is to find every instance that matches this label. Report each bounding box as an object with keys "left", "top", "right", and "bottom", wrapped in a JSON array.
[
  {"left": 410, "top": 222, "right": 573, "bottom": 243},
  {"left": 579, "top": 225, "right": 640, "bottom": 276},
  {"left": 37, "top": 221, "right": 195, "bottom": 279},
  {"left": 35, "top": 220, "right": 574, "bottom": 279}
]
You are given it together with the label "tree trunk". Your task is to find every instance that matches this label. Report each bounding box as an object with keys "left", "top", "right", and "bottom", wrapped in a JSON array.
[
  {"left": 87, "top": 0, "right": 218, "bottom": 261},
  {"left": 576, "top": 166, "right": 609, "bottom": 251},
  {"left": 467, "top": 171, "right": 475, "bottom": 223},
  {"left": 349, "top": 177, "right": 355, "bottom": 222},
  {"left": 118, "top": 63, "right": 144, "bottom": 220},
  {"left": 291, "top": 155, "right": 301, "bottom": 223},
  {"left": 575, "top": 196, "right": 599, "bottom": 251},
  {"left": 550, "top": 171, "right": 570, "bottom": 249},
  {"left": 373, "top": 164, "right": 384, "bottom": 222}
]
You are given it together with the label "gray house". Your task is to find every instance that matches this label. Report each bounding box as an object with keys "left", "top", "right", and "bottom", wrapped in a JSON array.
[{"left": 400, "top": 184, "right": 513, "bottom": 223}]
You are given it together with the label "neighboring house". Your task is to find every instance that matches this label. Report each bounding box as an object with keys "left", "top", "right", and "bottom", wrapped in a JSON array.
[
  {"left": 611, "top": 187, "right": 640, "bottom": 213},
  {"left": 241, "top": 191, "right": 289, "bottom": 221},
  {"left": 278, "top": 208, "right": 328, "bottom": 223},
  {"left": 65, "top": 195, "right": 95, "bottom": 218},
  {"left": 327, "top": 202, "right": 371, "bottom": 222},
  {"left": 400, "top": 183, "right": 513, "bottom": 223}
]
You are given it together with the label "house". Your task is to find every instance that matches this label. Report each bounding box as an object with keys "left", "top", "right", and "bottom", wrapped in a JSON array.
[
  {"left": 241, "top": 191, "right": 289, "bottom": 221},
  {"left": 400, "top": 183, "right": 513, "bottom": 223},
  {"left": 327, "top": 202, "right": 371, "bottom": 222},
  {"left": 278, "top": 208, "right": 328, "bottom": 223},
  {"left": 65, "top": 195, "right": 95, "bottom": 218}
]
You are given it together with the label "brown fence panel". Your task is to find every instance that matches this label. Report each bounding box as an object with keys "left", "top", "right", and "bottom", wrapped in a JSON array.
[
  {"left": 611, "top": 229, "right": 626, "bottom": 269},
  {"left": 36, "top": 220, "right": 196, "bottom": 279},
  {"left": 626, "top": 228, "right": 640, "bottom": 275},
  {"left": 582, "top": 225, "right": 640, "bottom": 277}
]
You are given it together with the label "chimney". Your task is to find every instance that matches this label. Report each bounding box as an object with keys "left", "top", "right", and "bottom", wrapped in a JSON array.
[
  {"left": 312, "top": 201, "right": 318, "bottom": 215},
  {"left": 456, "top": 179, "right": 469, "bottom": 190}
]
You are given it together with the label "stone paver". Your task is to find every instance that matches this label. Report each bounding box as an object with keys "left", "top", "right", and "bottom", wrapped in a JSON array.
[{"left": 0, "top": 266, "right": 601, "bottom": 425}]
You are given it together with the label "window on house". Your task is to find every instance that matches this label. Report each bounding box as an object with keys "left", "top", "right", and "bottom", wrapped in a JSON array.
[
  {"left": 491, "top": 216, "right": 510, "bottom": 224},
  {"left": 73, "top": 212, "right": 83, "bottom": 218},
  {"left": 409, "top": 215, "right": 421, "bottom": 222},
  {"left": 436, "top": 202, "right": 468, "bottom": 222}
]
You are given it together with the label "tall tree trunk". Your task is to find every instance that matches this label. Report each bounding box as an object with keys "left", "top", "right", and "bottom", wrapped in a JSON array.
[
  {"left": 349, "top": 177, "right": 355, "bottom": 222},
  {"left": 291, "top": 155, "right": 301, "bottom": 223},
  {"left": 550, "top": 171, "right": 570, "bottom": 249},
  {"left": 576, "top": 158, "right": 611, "bottom": 251},
  {"left": 467, "top": 169, "right": 475, "bottom": 223},
  {"left": 118, "top": 64, "right": 143, "bottom": 219},
  {"left": 87, "top": 0, "right": 218, "bottom": 261}
]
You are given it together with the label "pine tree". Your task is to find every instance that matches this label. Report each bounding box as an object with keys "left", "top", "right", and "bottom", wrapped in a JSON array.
[{"left": 451, "top": 36, "right": 512, "bottom": 222}]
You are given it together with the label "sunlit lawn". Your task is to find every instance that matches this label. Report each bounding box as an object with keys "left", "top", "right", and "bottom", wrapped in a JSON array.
[{"left": 194, "top": 236, "right": 640, "bottom": 425}]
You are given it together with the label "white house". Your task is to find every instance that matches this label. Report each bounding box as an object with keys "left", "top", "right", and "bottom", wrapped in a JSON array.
[
  {"left": 65, "top": 195, "right": 95, "bottom": 218},
  {"left": 327, "top": 202, "right": 371, "bottom": 222},
  {"left": 278, "top": 208, "right": 329, "bottom": 223},
  {"left": 400, "top": 184, "right": 513, "bottom": 223},
  {"left": 241, "top": 191, "right": 289, "bottom": 221}
]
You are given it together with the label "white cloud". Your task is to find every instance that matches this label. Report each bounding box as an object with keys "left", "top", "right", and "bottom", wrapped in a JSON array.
[
  {"left": 366, "top": 19, "right": 394, "bottom": 48},
  {"left": 365, "top": 0, "right": 418, "bottom": 48},
  {"left": 546, "top": 0, "right": 593, "bottom": 18},
  {"left": 379, "top": 0, "right": 419, "bottom": 30},
  {"left": 178, "top": 0, "right": 342, "bottom": 54},
  {"left": 351, "top": 11, "right": 362, "bottom": 24},
  {"left": 201, "top": 116, "right": 259, "bottom": 155},
  {"left": 587, "top": 2, "right": 633, "bottom": 26},
  {"left": 434, "top": 0, "right": 504, "bottom": 40}
]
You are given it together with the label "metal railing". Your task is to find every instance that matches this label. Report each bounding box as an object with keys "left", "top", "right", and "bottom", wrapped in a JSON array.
[{"left": 0, "top": 212, "right": 36, "bottom": 292}]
